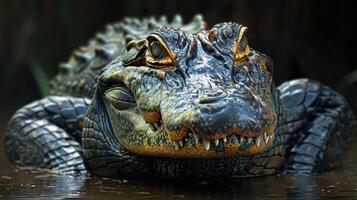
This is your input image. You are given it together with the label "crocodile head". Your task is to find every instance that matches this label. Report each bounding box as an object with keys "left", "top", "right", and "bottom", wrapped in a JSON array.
[{"left": 96, "top": 22, "right": 278, "bottom": 158}]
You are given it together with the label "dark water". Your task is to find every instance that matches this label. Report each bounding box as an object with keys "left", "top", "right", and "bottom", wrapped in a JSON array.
[{"left": 1, "top": 114, "right": 357, "bottom": 199}]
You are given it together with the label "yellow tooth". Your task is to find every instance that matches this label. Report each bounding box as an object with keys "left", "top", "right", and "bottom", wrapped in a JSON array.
[
  {"left": 223, "top": 137, "right": 227, "bottom": 143},
  {"left": 179, "top": 140, "right": 184, "bottom": 147},
  {"left": 240, "top": 136, "right": 245, "bottom": 143},
  {"left": 193, "top": 134, "right": 200, "bottom": 145},
  {"left": 256, "top": 136, "right": 262, "bottom": 147},
  {"left": 203, "top": 140, "right": 210, "bottom": 150}
]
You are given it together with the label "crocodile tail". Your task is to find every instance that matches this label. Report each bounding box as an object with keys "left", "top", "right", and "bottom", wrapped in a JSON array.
[
  {"left": 4, "top": 96, "right": 90, "bottom": 174},
  {"left": 50, "top": 15, "right": 206, "bottom": 98},
  {"left": 278, "top": 79, "right": 356, "bottom": 174}
]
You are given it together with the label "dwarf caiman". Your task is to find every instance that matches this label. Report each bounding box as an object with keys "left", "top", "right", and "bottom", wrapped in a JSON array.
[{"left": 4, "top": 15, "right": 356, "bottom": 179}]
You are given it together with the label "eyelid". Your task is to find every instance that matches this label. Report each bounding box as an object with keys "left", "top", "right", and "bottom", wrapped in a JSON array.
[
  {"left": 237, "top": 27, "right": 248, "bottom": 48},
  {"left": 146, "top": 56, "right": 175, "bottom": 70},
  {"left": 234, "top": 27, "right": 251, "bottom": 62},
  {"left": 103, "top": 85, "right": 136, "bottom": 110}
]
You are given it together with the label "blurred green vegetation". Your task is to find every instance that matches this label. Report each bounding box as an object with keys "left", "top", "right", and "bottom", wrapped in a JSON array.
[
  {"left": 0, "top": 0, "right": 153, "bottom": 98},
  {"left": 29, "top": 63, "right": 50, "bottom": 96}
]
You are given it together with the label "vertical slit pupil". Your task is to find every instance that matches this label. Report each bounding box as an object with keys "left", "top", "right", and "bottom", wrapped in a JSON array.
[{"left": 150, "top": 41, "right": 164, "bottom": 58}]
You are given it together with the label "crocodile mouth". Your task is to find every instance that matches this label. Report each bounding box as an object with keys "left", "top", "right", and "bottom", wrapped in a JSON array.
[
  {"left": 102, "top": 83, "right": 276, "bottom": 158},
  {"left": 88, "top": 102, "right": 277, "bottom": 158},
  {"left": 142, "top": 104, "right": 276, "bottom": 152},
  {"left": 169, "top": 130, "right": 274, "bottom": 152},
  {"left": 115, "top": 118, "right": 276, "bottom": 158},
  {"left": 100, "top": 51, "right": 277, "bottom": 158},
  {"left": 137, "top": 117, "right": 276, "bottom": 157}
]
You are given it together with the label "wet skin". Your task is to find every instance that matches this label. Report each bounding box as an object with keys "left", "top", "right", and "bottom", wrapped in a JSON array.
[
  {"left": 4, "top": 16, "right": 355, "bottom": 179},
  {"left": 98, "top": 23, "right": 278, "bottom": 158}
]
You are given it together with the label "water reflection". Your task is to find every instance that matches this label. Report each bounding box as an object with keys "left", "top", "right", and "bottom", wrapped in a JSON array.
[
  {"left": 1, "top": 166, "right": 357, "bottom": 199},
  {"left": 0, "top": 173, "right": 85, "bottom": 199},
  {"left": 286, "top": 175, "right": 321, "bottom": 199}
]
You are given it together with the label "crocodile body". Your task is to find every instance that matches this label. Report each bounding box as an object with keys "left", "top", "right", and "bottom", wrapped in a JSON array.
[{"left": 4, "top": 16, "right": 355, "bottom": 179}]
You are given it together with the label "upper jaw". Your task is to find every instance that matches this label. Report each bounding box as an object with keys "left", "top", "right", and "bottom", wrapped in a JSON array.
[
  {"left": 170, "top": 131, "right": 275, "bottom": 152},
  {"left": 117, "top": 120, "right": 276, "bottom": 158},
  {"left": 105, "top": 93, "right": 277, "bottom": 157},
  {"left": 136, "top": 101, "right": 277, "bottom": 156}
]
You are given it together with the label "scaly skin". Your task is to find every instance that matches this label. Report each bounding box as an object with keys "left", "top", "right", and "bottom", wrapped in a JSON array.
[
  {"left": 50, "top": 15, "right": 205, "bottom": 97},
  {"left": 4, "top": 15, "right": 356, "bottom": 179}
]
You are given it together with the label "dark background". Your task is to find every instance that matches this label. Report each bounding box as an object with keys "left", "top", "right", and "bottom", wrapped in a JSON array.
[
  {"left": 1, "top": 2, "right": 357, "bottom": 198},
  {"left": 0, "top": 0, "right": 356, "bottom": 118}
]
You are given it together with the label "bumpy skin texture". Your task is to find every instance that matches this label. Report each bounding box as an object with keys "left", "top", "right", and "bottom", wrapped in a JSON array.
[
  {"left": 4, "top": 15, "right": 356, "bottom": 179},
  {"left": 5, "top": 97, "right": 90, "bottom": 174},
  {"left": 50, "top": 15, "right": 204, "bottom": 97},
  {"left": 279, "top": 79, "right": 355, "bottom": 173}
]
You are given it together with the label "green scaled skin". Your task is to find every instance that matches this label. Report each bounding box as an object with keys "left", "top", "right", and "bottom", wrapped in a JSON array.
[
  {"left": 51, "top": 15, "right": 205, "bottom": 97},
  {"left": 4, "top": 15, "right": 355, "bottom": 180}
]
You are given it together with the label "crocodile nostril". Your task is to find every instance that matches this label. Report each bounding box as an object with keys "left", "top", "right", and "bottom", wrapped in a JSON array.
[{"left": 198, "top": 90, "right": 227, "bottom": 104}]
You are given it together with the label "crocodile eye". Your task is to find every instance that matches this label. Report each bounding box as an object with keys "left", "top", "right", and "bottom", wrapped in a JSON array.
[
  {"left": 145, "top": 35, "right": 175, "bottom": 70},
  {"left": 149, "top": 41, "right": 165, "bottom": 58}
]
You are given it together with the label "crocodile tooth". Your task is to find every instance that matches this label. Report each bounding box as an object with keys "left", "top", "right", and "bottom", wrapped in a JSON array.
[
  {"left": 203, "top": 140, "right": 210, "bottom": 150},
  {"left": 179, "top": 140, "right": 184, "bottom": 148},
  {"left": 185, "top": 138, "right": 189, "bottom": 142},
  {"left": 256, "top": 136, "right": 262, "bottom": 147},
  {"left": 247, "top": 137, "right": 252, "bottom": 144},
  {"left": 193, "top": 134, "right": 200, "bottom": 145},
  {"left": 223, "top": 137, "right": 227, "bottom": 143},
  {"left": 240, "top": 136, "right": 245, "bottom": 143},
  {"left": 173, "top": 142, "right": 179, "bottom": 150},
  {"left": 214, "top": 139, "right": 219, "bottom": 146},
  {"left": 264, "top": 132, "right": 269, "bottom": 144}
]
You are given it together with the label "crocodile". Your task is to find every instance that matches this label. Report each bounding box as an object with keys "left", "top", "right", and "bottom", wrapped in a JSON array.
[{"left": 4, "top": 15, "right": 355, "bottom": 179}]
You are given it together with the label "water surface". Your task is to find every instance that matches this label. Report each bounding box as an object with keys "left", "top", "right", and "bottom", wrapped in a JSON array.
[{"left": 1, "top": 114, "right": 357, "bottom": 199}]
